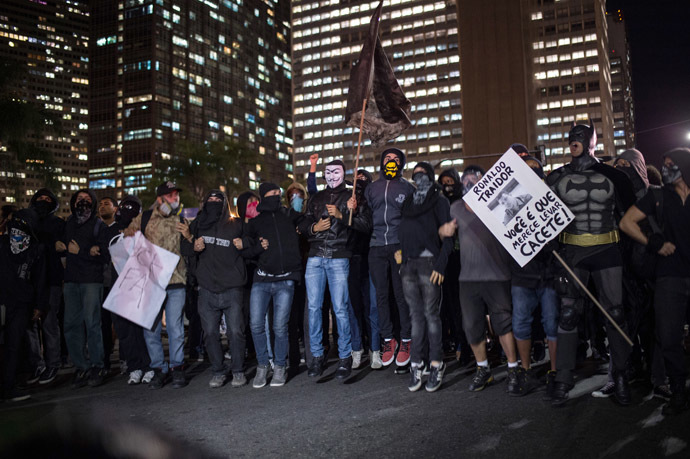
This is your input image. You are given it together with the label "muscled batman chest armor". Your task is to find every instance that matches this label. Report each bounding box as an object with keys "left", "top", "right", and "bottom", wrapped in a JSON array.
[{"left": 554, "top": 169, "right": 616, "bottom": 235}]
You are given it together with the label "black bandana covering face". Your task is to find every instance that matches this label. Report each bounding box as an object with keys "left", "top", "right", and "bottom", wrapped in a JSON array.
[
  {"left": 9, "top": 227, "right": 30, "bottom": 255},
  {"left": 412, "top": 172, "right": 432, "bottom": 205}
]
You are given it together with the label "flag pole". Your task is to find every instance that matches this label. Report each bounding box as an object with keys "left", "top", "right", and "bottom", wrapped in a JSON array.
[
  {"left": 349, "top": 97, "right": 368, "bottom": 226},
  {"left": 551, "top": 250, "right": 633, "bottom": 347}
]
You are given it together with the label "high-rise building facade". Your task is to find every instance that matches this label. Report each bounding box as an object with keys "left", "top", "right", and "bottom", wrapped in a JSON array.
[
  {"left": 292, "top": 0, "right": 464, "bottom": 180},
  {"left": 607, "top": 8, "right": 635, "bottom": 154},
  {"left": 529, "top": 0, "right": 615, "bottom": 170},
  {"left": 89, "top": 0, "right": 293, "bottom": 200},
  {"left": 0, "top": 1, "right": 90, "bottom": 217}
]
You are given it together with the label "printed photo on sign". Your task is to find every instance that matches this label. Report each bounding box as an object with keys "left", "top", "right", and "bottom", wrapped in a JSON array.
[
  {"left": 486, "top": 179, "right": 533, "bottom": 226},
  {"left": 463, "top": 148, "right": 575, "bottom": 267}
]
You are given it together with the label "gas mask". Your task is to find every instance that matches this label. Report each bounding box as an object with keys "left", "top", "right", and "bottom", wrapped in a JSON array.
[{"left": 159, "top": 198, "right": 180, "bottom": 217}]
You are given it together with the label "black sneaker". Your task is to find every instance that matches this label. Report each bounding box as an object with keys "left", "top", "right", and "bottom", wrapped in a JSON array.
[
  {"left": 26, "top": 366, "right": 46, "bottom": 385},
  {"left": 662, "top": 391, "right": 689, "bottom": 416},
  {"left": 543, "top": 370, "right": 557, "bottom": 401},
  {"left": 5, "top": 389, "right": 31, "bottom": 402},
  {"left": 71, "top": 369, "right": 89, "bottom": 389},
  {"left": 149, "top": 369, "right": 168, "bottom": 390},
  {"left": 308, "top": 355, "right": 324, "bottom": 378},
  {"left": 653, "top": 385, "right": 673, "bottom": 402},
  {"left": 88, "top": 367, "right": 107, "bottom": 387},
  {"left": 38, "top": 367, "right": 59, "bottom": 385},
  {"left": 508, "top": 367, "right": 540, "bottom": 397},
  {"left": 334, "top": 357, "right": 352, "bottom": 381},
  {"left": 408, "top": 364, "right": 423, "bottom": 392},
  {"left": 506, "top": 367, "right": 520, "bottom": 395},
  {"left": 551, "top": 382, "right": 572, "bottom": 407},
  {"left": 425, "top": 362, "right": 445, "bottom": 393},
  {"left": 468, "top": 366, "right": 493, "bottom": 392},
  {"left": 171, "top": 367, "right": 187, "bottom": 389}
]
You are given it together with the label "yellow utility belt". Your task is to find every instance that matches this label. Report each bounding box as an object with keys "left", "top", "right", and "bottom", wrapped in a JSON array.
[{"left": 559, "top": 230, "right": 620, "bottom": 247}]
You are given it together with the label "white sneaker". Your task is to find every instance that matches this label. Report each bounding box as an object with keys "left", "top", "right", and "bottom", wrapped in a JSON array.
[
  {"left": 128, "top": 369, "right": 143, "bottom": 385},
  {"left": 141, "top": 370, "right": 155, "bottom": 384},
  {"left": 352, "top": 350, "right": 364, "bottom": 369},
  {"left": 370, "top": 350, "right": 383, "bottom": 370}
]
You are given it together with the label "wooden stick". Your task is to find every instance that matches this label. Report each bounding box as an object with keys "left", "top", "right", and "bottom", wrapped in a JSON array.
[
  {"left": 552, "top": 250, "right": 634, "bottom": 347},
  {"left": 349, "top": 97, "right": 368, "bottom": 226}
]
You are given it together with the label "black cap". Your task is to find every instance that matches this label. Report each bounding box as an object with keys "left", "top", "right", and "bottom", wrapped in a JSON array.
[{"left": 156, "top": 181, "right": 182, "bottom": 197}]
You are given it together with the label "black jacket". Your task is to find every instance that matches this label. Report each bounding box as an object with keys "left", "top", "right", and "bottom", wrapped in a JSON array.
[
  {"left": 29, "top": 188, "right": 65, "bottom": 286},
  {"left": 297, "top": 183, "right": 370, "bottom": 258},
  {"left": 242, "top": 204, "right": 303, "bottom": 282},
  {"left": 190, "top": 190, "right": 246, "bottom": 293},
  {"left": 60, "top": 189, "right": 110, "bottom": 283},
  {"left": 399, "top": 185, "right": 453, "bottom": 275}
]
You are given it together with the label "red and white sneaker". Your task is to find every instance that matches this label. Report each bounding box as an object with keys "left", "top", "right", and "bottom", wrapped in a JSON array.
[
  {"left": 396, "top": 340, "right": 411, "bottom": 366},
  {"left": 381, "top": 338, "right": 398, "bottom": 367}
]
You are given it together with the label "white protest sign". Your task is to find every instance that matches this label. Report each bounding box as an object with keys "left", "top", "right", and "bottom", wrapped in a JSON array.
[
  {"left": 103, "top": 231, "right": 180, "bottom": 329},
  {"left": 462, "top": 149, "right": 574, "bottom": 267}
]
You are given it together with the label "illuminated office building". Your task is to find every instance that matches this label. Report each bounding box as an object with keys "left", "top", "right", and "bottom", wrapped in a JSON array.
[
  {"left": 291, "top": 0, "right": 464, "bottom": 179},
  {"left": 89, "top": 0, "right": 293, "bottom": 199},
  {"left": 0, "top": 0, "right": 90, "bottom": 216},
  {"left": 607, "top": 9, "right": 635, "bottom": 154}
]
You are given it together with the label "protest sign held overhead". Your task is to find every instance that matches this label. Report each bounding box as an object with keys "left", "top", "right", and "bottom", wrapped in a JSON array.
[
  {"left": 463, "top": 149, "right": 575, "bottom": 267},
  {"left": 344, "top": 0, "right": 411, "bottom": 147}
]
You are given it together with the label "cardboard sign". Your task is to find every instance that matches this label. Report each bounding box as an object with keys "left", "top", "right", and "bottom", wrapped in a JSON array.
[{"left": 463, "top": 149, "right": 574, "bottom": 267}]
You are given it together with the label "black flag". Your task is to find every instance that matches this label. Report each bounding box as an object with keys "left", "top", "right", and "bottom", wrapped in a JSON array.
[{"left": 344, "top": 1, "right": 411, "bottom": 147}]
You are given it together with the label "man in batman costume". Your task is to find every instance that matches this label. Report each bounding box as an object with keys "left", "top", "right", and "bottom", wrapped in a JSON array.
[{"left": 546, "top": 121, "right": 636, "bottom": 406}]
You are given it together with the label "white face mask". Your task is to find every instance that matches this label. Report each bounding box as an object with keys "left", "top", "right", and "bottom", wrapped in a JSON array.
[{"left": 325, "top": 166, "right": 344, "bottom": 189}]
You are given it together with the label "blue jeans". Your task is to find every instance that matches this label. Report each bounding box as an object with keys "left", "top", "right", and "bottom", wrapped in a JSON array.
[
  {"left": 198, "top": 287, "right": 245, "bottom": 374},
  {"left": 511, "top": 285, "right": 559, "bottom": 341},
  {"left": 305, "top": 257, "right": 352, "bottom": 359},
  {"left": 63, "top": 283, "right": 104, "bottom": 371},
  {"left": 144, "top": 288, "right": 186, "bottom": 373},
  {"left": 250, "top": 280, "right": 295, "bottom": 367}
]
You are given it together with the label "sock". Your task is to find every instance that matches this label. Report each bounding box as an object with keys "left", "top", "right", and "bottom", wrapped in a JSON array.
[
  {"left": 384, "top": 338, "right": 391, "bottom": 342},
  {"left": 477, "top": 360, "right": 489, "bottom": 368},
  {"left": 508, "top": 361, "right": 518, "bottom": 368},
  {"left": 402, "top": 339, "right": 411, "bottom": 342}
]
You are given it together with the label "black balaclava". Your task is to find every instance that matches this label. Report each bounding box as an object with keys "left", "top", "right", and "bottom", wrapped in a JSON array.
[
  {"left": 115, "top": 195, "right": 142, "bottom": 228},
  {"left": 663, "top": 147, "right": 690, "bottom": 186},
  {"left": 568, "top": 121, "right": 598, "bottom": 172},
  {"left": 257, "top": 182, "right": 281, "bottom": 213},
  {"left": 380, "top": 147, "right": 406, "bottom": 180},
  {"left": 411, "top": 162, "right": 435, "bottom": 205},
  {"left": 438, "top": 167, "right": 462, "bottom": 202},
  {"left": 30, "top": 188, "right": 59, "bottom": 219},
  {"left": 523, "top": 155, "right": 545, "bottom": 179},
  {"left": 614, "top": 149, "right": 649, "bottom": 196},
  {"left": 196, "top": 189, "right": 226, "bottom": 231},
  {"left": 356, "top": 169, "right": 373, "bottom": 200}
]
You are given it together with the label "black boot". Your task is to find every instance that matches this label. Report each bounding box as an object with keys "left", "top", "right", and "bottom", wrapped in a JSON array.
[
  {"left": 308, "top": 355, "right": 324, "bottom": 378},
  {"left": 551, "top": 382, "right": 572, "bottom": 407},
  {"left": 663, "top": 383, "right": 689, "bottom": 416},
  {"left": 613, "top": 369, "right": 631, "bottom": 405},
  {"left": 171, "top": 366, "right": 188, "bottom": 389},
  {"left": 335, "top": 356, "right": 352, "bottom": 381}
]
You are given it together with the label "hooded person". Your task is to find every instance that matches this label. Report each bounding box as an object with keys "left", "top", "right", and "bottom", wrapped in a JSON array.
[
  {"left": 614, "top": 149, "right": 650, "bottom": 198},
  {"left": 297, "top": 159, "right": 370, "bottom": 380},
  {"left": 188, "top": 189, "right": 247, "bottom": 388},
  {"left": 286, "top": 182, "right": 308, "bottom": 213},
  {"left": 237, "top": 190, "right": 259, "bottom": 222},
  {"left": 238, "top": 182, "right": 304, "bottom": 387},
  {"left": 545, "top": 121, "right": 637, "bottom": 407},
  {"left": 620, "top": 147, "right": 690, "bottom": 415},
  {"left": 399, "top": 162, "right": 454, "bottom": 392},
  {"left": 363, "top": 147, "right": 416, "bottom": 369},
  {"left": 56, "top": 188, "right": 111, "bottom": 389},
  {"left": 461, "top": 165, "right": 486, "bottom": 196},
  {"left": 124, "top": 181, "right": 193, "bottom": 389},
  {"left": 0, "top": 208, "right": 50, "bottom": 401},
  {"left": 438, "top": 167, "right": 463, "bottom": 204},
  {"left": 26, "top": 188, "right": 66, "bottom": 384}
]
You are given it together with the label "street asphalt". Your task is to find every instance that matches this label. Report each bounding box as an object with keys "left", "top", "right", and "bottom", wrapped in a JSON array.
[{"left": 1, "top": 347, "right": 689, "bottom": 458}]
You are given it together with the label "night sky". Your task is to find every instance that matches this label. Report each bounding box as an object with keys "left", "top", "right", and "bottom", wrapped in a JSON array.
[{"left": 606, "top": 0, "right": 690, "bottom": 167}]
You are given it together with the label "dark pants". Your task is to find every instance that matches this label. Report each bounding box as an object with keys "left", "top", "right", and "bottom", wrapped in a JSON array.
[
  {"left": 2, "top": 304, "right": 30, "bottom": 397},
  {"left": 441, "top": 251, "right": 468, "bottom": 354},
  {"left": 111, "top": 314, "right": 150, "bottom": 373},
  {"left": 369, "top": 244, "right": 411, "bottom": 340},
  {"left": 198, "top": 287, "right": 245, "bottom": 375},
  {"left": 25, "top": 285, "right": 62, "bottom": 371},
  {"left": 184, "top": 285, "right": 204, "bottom": 359},
  {"left": 401, "top": 258, "right": 443, "bottom": 363},
  {"left": 288, "top": 280, "right": 306, "bottom": 369},
  {"left": 102, "top": 287, "right": 113, "bottom": 369},
  {"left": 654, "top": 277, "right": 690, "bottom": 392}
]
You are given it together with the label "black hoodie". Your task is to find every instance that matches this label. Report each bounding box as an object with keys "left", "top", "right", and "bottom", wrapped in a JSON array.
[
  {"left": 61, "top": 189, "right": 109, "bottom": 283},
  {"left": 29, "top": 188, "right": 65, "bottom": 286},
  {"left": 190, "top": 190, "right": 246, "bottom": 292},
  {"left": 438, "top": 167, "right": 463, "bottom": 204}
]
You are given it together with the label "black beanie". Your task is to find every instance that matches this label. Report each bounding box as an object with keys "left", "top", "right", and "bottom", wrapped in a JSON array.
[
  {"left": 258, "top": 182, "right": 280, "bottom": 199},
  {"left": 510, "top": 143, "right": 529, "bottom": 156}
]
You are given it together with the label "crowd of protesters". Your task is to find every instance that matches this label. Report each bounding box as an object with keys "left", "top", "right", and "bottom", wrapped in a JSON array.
[{"left": 1, "top": 125, "right": 689, "bottom": 416}]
